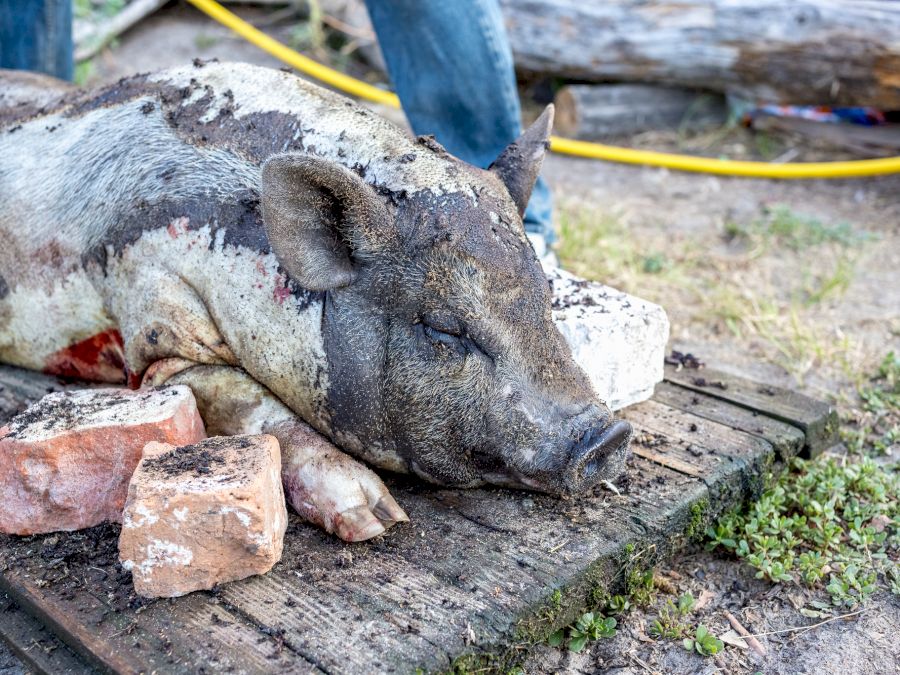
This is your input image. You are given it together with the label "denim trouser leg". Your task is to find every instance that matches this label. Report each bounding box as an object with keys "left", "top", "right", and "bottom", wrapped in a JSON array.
[
  {"left": 0, "top": 0, "right": 73, "bottom": 80},
  {"left": 363, "top": 0, "right": 554, "bottom": 243}
]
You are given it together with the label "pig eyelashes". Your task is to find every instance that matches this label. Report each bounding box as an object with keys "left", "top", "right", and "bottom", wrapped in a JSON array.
[{"left": 415, "top": 320, "right": 494, "bottom": 364}]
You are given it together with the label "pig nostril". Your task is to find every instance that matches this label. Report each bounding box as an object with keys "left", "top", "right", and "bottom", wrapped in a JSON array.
[{"left": 573, "top": 420, "right": 633, "bottom": 484}]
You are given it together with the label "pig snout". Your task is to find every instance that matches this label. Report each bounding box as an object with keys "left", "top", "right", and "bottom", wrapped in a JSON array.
[
  {"left": 563, "top": 418, "right": 633, "bottom": 493},
  {"left": 493, "top": 405, "right": 633, "bottom": 495}
]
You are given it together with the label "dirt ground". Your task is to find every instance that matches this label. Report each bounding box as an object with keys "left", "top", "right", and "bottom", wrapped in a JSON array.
[{"left": 2, "top": 1, "right": 898, "bottom": 673}]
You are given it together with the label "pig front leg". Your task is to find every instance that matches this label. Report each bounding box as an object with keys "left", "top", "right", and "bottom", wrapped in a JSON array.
[{"left": 147, "top": 361, "right": 408, "bottom": 542}]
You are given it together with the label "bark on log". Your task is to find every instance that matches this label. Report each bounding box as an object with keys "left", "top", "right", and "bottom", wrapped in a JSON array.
[
  {"left": 501, "top": 0, "right": 900, "bottom": 108},
  {"left": 74, "top": 0, "right": 168, "bottom": 62},
  {"left": 555, "top": 84, "right": 726, "bottom": 138}
]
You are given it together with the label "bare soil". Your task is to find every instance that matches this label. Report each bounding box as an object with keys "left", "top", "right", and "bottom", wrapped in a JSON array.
[
  {"left": 2, "top": 1, "right": 896, "bottom": 672},
  {"left": 525, "top": 549, "right": 900, "bottom": 675}
]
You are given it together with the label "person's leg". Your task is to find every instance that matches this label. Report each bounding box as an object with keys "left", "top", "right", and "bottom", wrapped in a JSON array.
[
  {"left": 0, "top": 0, "right": 73, "bottom": 80},
  {"left": 363, "top": 0, "right": 554, "bottom": 245}
]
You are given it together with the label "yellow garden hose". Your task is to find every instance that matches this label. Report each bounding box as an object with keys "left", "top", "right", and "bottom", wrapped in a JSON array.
[{"left": 187, "top": 0, "right": 900, "bottom": 179}]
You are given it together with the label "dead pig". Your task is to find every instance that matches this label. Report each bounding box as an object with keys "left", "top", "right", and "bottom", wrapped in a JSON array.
[{"left": 0, "top": 62, "right": 632, "bottom": 542}]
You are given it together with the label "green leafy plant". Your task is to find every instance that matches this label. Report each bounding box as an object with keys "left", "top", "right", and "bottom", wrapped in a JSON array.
[
  {"left": 626, "top": 567, "right": 656, "bottom": 606},
  {"left": 706, "top": 455, "right": 898, "bottom": 606},
  {"left": 605, "top": 594, "right": 632, "bottom": 615},
  {"left": 649, "top": 593, "right": 695, "bottom": 639},
  {"left": 705, "top": 357, "right": 899, "bottom": 608},
  {"left": 547, "top": 612, "right": 617, "bottom": 653},
  {"left": 683, "top": 625, "right": 724, "bottom": 656}
]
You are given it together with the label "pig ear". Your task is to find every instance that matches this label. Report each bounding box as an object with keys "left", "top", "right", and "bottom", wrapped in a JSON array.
[
  {"left": 488, "top": 104, "right": 554, "bottom": 216},
  {"left": 261, "top": 154, "right": 388, "bottom": 291}
]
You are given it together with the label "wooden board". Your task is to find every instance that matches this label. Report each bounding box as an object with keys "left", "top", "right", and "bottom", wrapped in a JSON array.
[
  {"left": 0, "top": 593, "right": 96, "bottom": 675},
  {"left": 0, "top": 363, "right": 838, "bottom": 673},
  {"left": 663, "top": 363, "right": 838, "bottom": 457}
]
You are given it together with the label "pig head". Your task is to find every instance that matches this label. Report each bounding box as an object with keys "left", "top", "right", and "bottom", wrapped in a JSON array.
[{"left": 259, "top": 106, "right": 631, "bottom": 495}]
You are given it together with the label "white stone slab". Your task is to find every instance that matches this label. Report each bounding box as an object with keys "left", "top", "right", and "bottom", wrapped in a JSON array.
[{"left": 549, "top": 268, "right": 669, "bottom": 410}]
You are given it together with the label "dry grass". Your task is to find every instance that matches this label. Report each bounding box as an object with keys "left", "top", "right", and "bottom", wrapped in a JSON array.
[{"left": 556, "top": 202, "right": 880, "bottom": 385}]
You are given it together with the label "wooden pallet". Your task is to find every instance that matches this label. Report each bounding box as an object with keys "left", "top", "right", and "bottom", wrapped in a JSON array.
[{"left": 0, "top": 362, "right": 837, "bottom": 674}]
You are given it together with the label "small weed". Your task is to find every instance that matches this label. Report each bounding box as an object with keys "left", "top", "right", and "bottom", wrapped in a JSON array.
[
  {"left": 626, "top": 567, "right": 656, "bottom": 606},
  {"left": 649, "top": 592, "right": 695, "bottom": 639},
  {"left": 549, "top": 588, "right": 562, "bottom": 609},
  {"left": 801, "top": 255, "right": 855, "bottom": 306},
  {"left": 706, "top": 406, "right": 899, "bottom": 608},
  {"left": 605, "top": 594, "right": 632, "bottom": 615},
  {"left": 548, "top": 612, "right": 617, "bottom": 653},
  {"left": 641, "top": 254, "right": 667, "bottom": 274},
  {"left": 842, "top": 352, "right": 900, "bottom": 457},
  {"left": 683, "top": 625, "right": 724, "bottom": 656}
]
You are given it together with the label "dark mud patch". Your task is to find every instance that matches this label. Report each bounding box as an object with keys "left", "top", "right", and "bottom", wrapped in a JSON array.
[{"left": 141, "top": 435, "right": 255, "bottom": 480}]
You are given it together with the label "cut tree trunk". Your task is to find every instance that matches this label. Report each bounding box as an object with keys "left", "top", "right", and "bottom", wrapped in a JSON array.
[
  {"left": 500, "top": 0, "right": 900, "bottom": 108},
  {"left": 74, "top": 0, "right": 169, "bottom": 62},
  {"left": 555, "top": 84, "right": 726, "bottom": 138}
]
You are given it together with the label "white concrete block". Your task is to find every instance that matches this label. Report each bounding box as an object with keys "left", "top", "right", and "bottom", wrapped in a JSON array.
[{"left": 549, "top": 268, "right": 669, "bottom": 410}]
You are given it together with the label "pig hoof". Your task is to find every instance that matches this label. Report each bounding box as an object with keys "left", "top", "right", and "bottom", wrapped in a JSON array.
[
  {"left": 334, "top": 494, "right": 409, "bottom": 542},
  {"left": 372, "top": 494, "right": 409, "bottom": 525},
  {"left": 335, "top": 505, "right": 387, "bottom": 542},
  {"left": 282, "top": 456, "right": 408, "bottom": 542}
]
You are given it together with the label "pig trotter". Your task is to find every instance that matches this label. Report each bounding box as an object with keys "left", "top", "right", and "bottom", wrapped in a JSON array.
[{"left": 274, "top": 421, "right": 409, "bottom": 542}]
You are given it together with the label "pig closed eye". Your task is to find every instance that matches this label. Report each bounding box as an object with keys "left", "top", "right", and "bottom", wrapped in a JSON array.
[
  {"left": 418, "top": 322, "right": 492, "bottom": 363},
  {"left": 424, "top": 323, "right": 461, "bottom": 347}
]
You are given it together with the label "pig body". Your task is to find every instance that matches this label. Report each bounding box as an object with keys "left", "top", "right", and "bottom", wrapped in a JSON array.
[{"left": 0, "top": 62, "right": 631, "bottom": 541}]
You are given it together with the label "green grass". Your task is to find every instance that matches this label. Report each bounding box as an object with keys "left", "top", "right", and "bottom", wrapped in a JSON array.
[
  {"left": 725, "top": 206, "right": 871, "bottom": 252},
  {"left": 74, "top": 0, "right": 125, "bottom": 20}
]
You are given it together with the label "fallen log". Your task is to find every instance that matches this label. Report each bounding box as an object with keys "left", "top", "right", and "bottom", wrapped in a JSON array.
[
  {"left": 555, "top": 84, "right": 726, "bottom": 138},
  {"left": 751, "top": 114, "right": 900, "bottom": 158},
  {"left": 74, "top": 0, "right": 168, "bottom": 62},
  {"left": 501, "top": 0, "right": 900, "bottom": 108}
]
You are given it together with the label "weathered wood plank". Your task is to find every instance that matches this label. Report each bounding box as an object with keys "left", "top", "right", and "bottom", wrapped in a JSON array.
[
  {"left": 0, "top": 527, "right": 319, "bottom": 674},
  {"left": 0, "top": 363, "right": 809, "bottom": 672},
  {"left": 652, "top": 381, "right": 805, "bottom": 461},
  {"left": 0, "top": 594, "right": 96, "bottom": 675},
  {"left": 622, "top": 399, "right": 775, "bottom": 506},
  {"left": 663, "top": 364, "right": 838, "bottom": 457}
]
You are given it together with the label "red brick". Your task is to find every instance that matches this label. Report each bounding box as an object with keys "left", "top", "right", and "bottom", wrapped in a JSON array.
[
  {"left": 0, "top": 386, "right": 205, "bottom": 535},
  {"left": 119, "top": 435, "right": 287, "bottom": 598}
]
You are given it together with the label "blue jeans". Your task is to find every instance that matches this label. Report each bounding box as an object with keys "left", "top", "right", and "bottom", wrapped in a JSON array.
[
  {"left": 0, "top": 0, "right": 72, "bottom": 80},
  {"left": 364, "top": 0, "right": 554, "bottom": 242}
]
